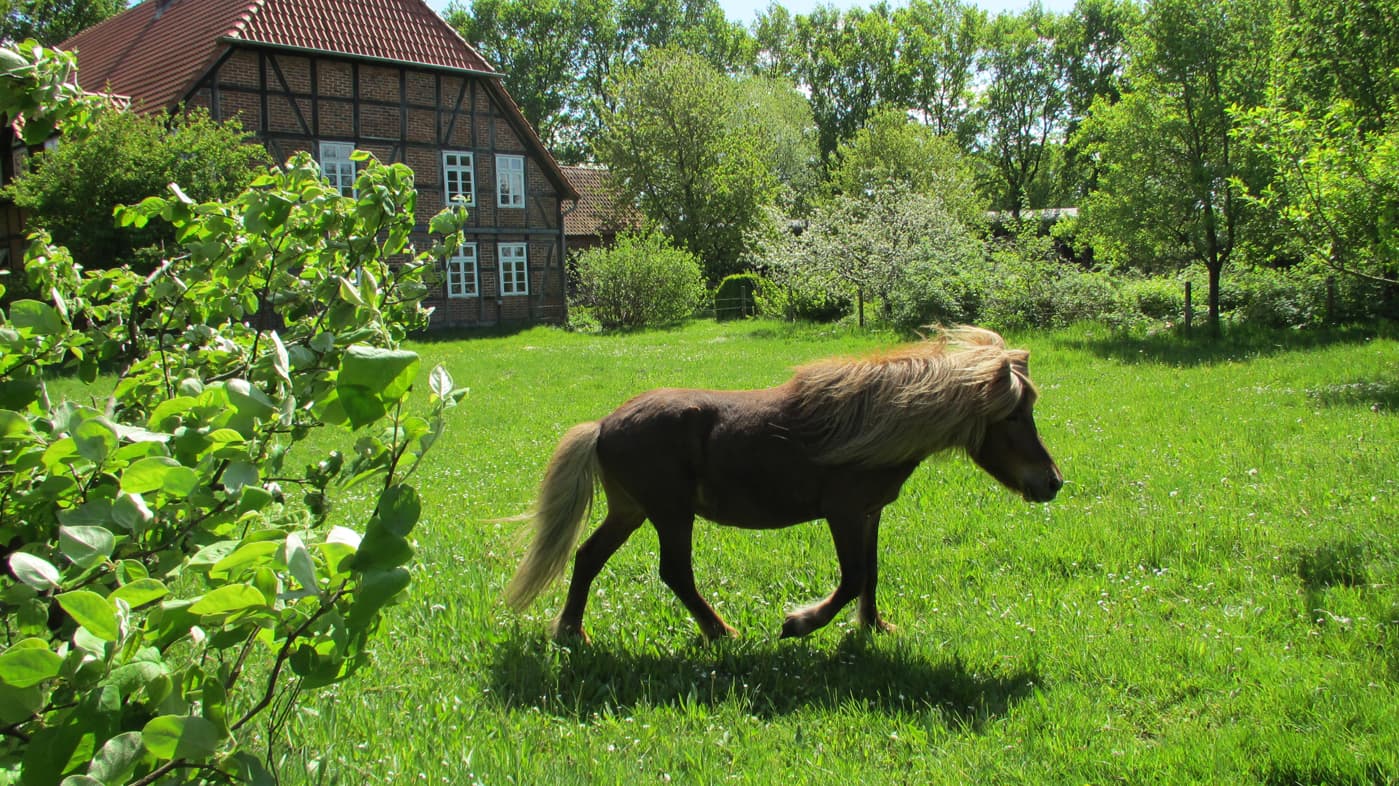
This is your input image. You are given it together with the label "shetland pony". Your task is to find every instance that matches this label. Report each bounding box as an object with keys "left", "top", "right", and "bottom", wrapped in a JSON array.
[{"left": 506, "top": 327, "right": 1062, "bottom": 642}]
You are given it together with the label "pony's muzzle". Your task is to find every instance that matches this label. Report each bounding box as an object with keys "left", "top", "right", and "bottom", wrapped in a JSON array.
[{"left": 1022, "top": 466, "right": 1064, "bottom": 503}]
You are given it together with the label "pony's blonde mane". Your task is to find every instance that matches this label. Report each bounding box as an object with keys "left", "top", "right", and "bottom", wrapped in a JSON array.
[{"left": 789, "top": 326, "right": 1035, "bottom": 467}]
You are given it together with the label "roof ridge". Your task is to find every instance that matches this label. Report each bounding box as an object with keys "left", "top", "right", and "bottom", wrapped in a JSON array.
[{"left": 227, "top": 0, "right": 268, "bottom": 40}]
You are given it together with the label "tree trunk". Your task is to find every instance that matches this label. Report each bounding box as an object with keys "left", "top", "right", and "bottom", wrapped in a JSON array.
[
  {"left": 856, "top": 286, "right": 865, "bottom": 327},
  {"left": 1206, "top": 261, "right": 1222, "bottom": 338}
]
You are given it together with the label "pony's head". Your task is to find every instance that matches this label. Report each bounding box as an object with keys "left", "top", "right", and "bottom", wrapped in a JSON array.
[{"left": 953, "top": 329, "right": 1063, "bottom": 503}]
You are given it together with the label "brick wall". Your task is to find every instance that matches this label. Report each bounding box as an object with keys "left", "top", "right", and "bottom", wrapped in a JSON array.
[{"left": 188, "top": 45, "right": 568, "bottom": 329}]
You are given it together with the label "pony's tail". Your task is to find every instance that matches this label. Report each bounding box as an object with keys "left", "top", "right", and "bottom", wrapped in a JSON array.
[{"left": 504, "top": 421, "right": 602, "bottom": 612}]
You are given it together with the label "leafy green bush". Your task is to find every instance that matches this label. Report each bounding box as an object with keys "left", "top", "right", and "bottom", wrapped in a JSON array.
[
  {"left": 4, "top": 105, "right": 267, "bottom": 276},
  {"left": 1122, "top": 276, "right": 1186, "bottom": 322},
  {"left": 1, "top": 46, "right": 469, "bottom": 781},
  {"left": 714, "top": 273, "right": 763, "bottom": 320},
  {"left": 572, "top": 229, "right": 706, "bottom": 330}
]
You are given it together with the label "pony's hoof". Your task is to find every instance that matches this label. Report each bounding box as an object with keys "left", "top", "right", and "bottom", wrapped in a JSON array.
[
  {"left": 861, "top": 617, "right": 897, "bottom": 634},
  {"left": 701, "top": 622, "right": 738, "bottom": 642},
  {"left": 780, "top": 615, "right": 815, "bottom": 638},
  {"left": 551, "top": 621, "right": 590, "bottom": 645}
]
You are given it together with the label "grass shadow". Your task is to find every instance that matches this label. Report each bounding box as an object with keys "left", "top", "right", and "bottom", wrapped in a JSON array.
[
  {"left": 1060, "top": 322, "right": 1396, "bottom": 367},
  {"left": 486, "top": 631, "right": 1038, "bottom": 731},
  {"left": 1306, "top": 378, "right": 1399, "bottom": 412}
]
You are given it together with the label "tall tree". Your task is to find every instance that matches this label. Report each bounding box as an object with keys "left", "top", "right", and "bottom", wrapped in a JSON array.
[
  {"left": 1078, "top": 0, "right": 1273, "bottom": 335},
  {"left": 1231, "top": 0, "right": 1399, "bottom": 288},
  {"left": 1058, "top": 0, "right": 1140, "bottom": 199},
  {"left": 978, "top": 5, "right": 1070, "bottom": 216},
  {"left": 827, "top": 107, "right": 984, "bottom": 230},
  {"left": 447, "top": 0, "right": 752, "bottom": 163},
  {"left": 792, "top": 4, "right": 904, "bottom": 162},
  {"left": 445, "top": 0, "right": 610, "bottom": 162},
  {"left": 596, "top": 47, "right": 779, "bottom": 280},
  {"left": 1, "top": 0, "right": 123, "bottom": 46},
  {"left": 892, "top": 0, "right": 986, "bottom": 149}
]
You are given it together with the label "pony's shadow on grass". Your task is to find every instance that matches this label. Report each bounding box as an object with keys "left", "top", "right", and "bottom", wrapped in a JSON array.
[
  {"left": 1063, "top": 323, "right": 1395, "bottom": 367},
  {"left": 486, "top": 631, "right": 1039, "bottom": 731}
]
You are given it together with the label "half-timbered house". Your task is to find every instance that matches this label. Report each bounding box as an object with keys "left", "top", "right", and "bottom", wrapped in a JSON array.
[{"left": 53, "top": 0, "right": 577, "bottom": 327}]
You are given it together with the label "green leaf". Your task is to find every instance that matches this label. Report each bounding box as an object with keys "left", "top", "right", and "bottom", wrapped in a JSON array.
[
  {"left": 347, "top": 567, "right": 411, "bottom": 633},
  {"left": 57, "top": 591, "right": 121, "bottom": 642},
  {"left": 350, "top": 524, "right": 413, "bottom": 571},
  {"left": 376, "top": 484, "right": 421, "bottom": 537},
  {"left": 336, "top": 346, "right": 419, "bottom": 429},
  {"left": 8, "top": 299, "right": 64, "bottom": 334},
  {"left": 9, "top": 552, "right": 61, "bottom": 590},
  {"left": 141, "top": 715, "right": 222, "bottom": 760},
  {"left": 72, "top": 418, "right": 118, "bottom": 464},
  {"left": 60, "top": 776, "right": 105, "bottom": 786},
  {"left": 429, "top": 364, "right": 454, "bottom": 399},
  {"left": 222, "top": 460, "right": 260, "bottom": 492},
  {"left": 281, "top": 533, "right": 318, "bottom": 594},
  {"left": 111, "top": 492, "right": 153, "bottom": 532},
  {"left": 85, "top": 730, "right": 144, "bottom": 785},
  {"left": 0, "top": 681, "right": 45, "bottom": 725},
  {"left": 59, "top": 525, "right": 116, "bottom": 569},
  {"left": 120, "top": 456, "right": 198, "bottom": 497},
  {"left": 109, "top": 578, "right": 168, "bottom": 610},
  {"left": 188, "top": 584, "right": 270, "bottom": 618},
  {"left": 0, "top": 638, "right": 62, "bottom": 688},
  {"left": 209, "top": 541, "right": 280, "bottom": 581}
]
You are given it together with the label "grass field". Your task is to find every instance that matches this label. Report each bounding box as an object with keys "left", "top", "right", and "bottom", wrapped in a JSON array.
[{"left": 275, "top": 319, "right": 1397, "bottom": 785}]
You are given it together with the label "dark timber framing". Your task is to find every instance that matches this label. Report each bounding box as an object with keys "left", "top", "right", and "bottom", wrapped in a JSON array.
[{"left": 177, "top": 41, "right": 574, "bottom": 328}]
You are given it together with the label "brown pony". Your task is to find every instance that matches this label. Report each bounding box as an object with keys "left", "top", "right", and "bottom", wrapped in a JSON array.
[{"left": 506, "top": 327, "right": 1062, "bottom": 642}]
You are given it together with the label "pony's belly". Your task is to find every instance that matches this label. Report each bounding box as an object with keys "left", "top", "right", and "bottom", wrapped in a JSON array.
[{"left": 694, "top": 482, "right": 821, "bottom": 530}]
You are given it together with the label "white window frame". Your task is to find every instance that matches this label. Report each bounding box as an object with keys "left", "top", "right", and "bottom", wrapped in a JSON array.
[
  {"left": 498, "top": 242, "right": 529, "bottom": 296},
  {"left": 496, "top": 154, "right": 525, "bottom": 209},
  {"left": 446, "top": 243, "right": 479, "bottom": 298},
  {"left": 442, "top": 151, "right": 475, "bottom": 207},
  {"left": 319, "top": 141, "right": 356, "bottom": 197}
]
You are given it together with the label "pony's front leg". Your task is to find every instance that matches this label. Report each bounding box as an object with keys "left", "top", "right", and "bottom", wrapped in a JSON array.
[
  {"left": 781, "top": 512, "right": 868, "bottom": 638},
  {"left": 855, "top": 510, "right": 895, "bottom": 633}
]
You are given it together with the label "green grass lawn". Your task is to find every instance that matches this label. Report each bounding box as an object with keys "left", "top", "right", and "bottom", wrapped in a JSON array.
[{"left": 276, "top": 319, "right": 1398, "bottom": 785}]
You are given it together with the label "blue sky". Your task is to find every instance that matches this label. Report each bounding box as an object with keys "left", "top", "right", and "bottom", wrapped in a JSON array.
[
  {"left": 713, "top": 0, "right": 1076, "bottom": 24},
  {"left": 429, "top": 0, "right": 1078, "bottom": 26}
]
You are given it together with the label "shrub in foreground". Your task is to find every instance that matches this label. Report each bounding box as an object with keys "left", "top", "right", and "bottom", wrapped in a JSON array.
[{"left": 2, "top": 49, "right": 468, "bottom": 781}]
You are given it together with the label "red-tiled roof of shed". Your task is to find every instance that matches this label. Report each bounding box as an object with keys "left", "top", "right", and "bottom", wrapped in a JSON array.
[
  {"left": 61, "top": 0, "right": 498, "bottom": 113},
  {"left": 562, "top": 165, "right": 639, "bottom": 237}
]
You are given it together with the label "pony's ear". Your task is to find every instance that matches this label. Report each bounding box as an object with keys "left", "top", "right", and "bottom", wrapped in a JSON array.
[{"left": 1008, "top": 349, "right": 1030, "bottom": 378}]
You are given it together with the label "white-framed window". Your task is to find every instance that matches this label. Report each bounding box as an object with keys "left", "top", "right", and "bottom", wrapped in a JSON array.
[
  {"left": 446, "top": 243, "right": 479, "bottom": 298},
  {"left": 498, "top": 242, "right": 528, "bottom": 296},
  {"left": 443, "top": 151, "right": 475, "bottom": 206},
  {"left": 319, "top": 141, "right": 356, "bottom": 197},
  {"left": 496, "top": 154, "right": 525, "bottom": 208}
]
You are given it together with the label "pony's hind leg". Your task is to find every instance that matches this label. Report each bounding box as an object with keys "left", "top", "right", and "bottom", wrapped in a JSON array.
[
  {"left": 653, "top": 513, "right": 737, "bottom": 641},
  {"left": 553, "top": 485, "right": 645, "bottom": 643}
]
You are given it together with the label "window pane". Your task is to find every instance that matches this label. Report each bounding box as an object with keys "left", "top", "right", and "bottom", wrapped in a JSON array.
[
  {"left": 499, "top": 243, "right": 528, "bottom": 295},
  {"left": 447, "top": 244, "right": 478, "bottom": 298},
  {"left": 319, "top": 142, "right": 356, "bottom": 197},
  {"left": 497, "top": 155, "right": 524, "bottom": 208},
  {"left": 443, "top": 151, "right": 475, "bottom": 206}
]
